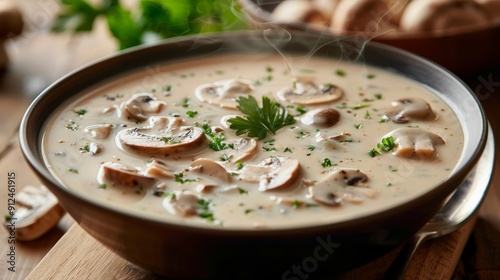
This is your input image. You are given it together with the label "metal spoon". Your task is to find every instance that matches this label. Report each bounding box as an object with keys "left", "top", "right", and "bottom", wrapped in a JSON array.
[{"left": 384, "top": 125, "right": 495, "bottom": 279}]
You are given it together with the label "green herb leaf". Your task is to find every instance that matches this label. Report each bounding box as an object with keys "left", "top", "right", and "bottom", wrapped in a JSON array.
[
  {"left": 186, "top": 110, "right": 198, "bottom": 118},
  {"left": 198, "top": 199, "right": 215, "bottom": 222},
  {"left": 369, "top": 148, "right": 381, "bottom": 158},
  {"left": 238, "top": 187, "right": 248, "bottom": 195},
  {"left": 227, "top": 96, "right": 296, "bottom": 140},
  {"left": 321, "top": 158, "right": 333, "bottom": 168},
  {"left": 174, "top": 172, "right": 197, "bottom": 184},
  {"left": 377, "top": 136, "right": 396, "bottom": 152},
  {"left": 202, "top": 124, "right": 232, "bottom": 151}
]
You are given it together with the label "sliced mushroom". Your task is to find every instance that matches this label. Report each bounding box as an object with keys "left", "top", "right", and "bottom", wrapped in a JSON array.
[
  {"left": 239, "top": 157, "right": 300, "bottom": 191},
  {"left": 117, "top": 116, "right": 204, "bottom": 156},
  {"left": 272, "top": 0, "right": 329, "bottom": 27},
  {"left": 97, "top": 162, "right": 157, "bottom": 188},
  {"left": 308, "top": 168, "right": 377, "bottom": 206},
  {"left": 300, "top": 107, "right": 341, "bottom": 128},
  {"left": 144, "top": 159, "right": 175, "bottom": 179},
  {"left": 277, "top": 78, "right": 343, "bottom": 105},
  {"left": 163, "top": 190, "right": 199, "bottom": 218},
  {"left": 384, "top": 128, "right": 446, "bottom": 158},
  {"left": 195, "top": 79, "right": 254, "bottom": 109},
  {"left": 85, "top": 124, "right": 113, "bottom": 140},
  {"left": 120, "top": 93, "right": 166, "bottom": 121},
  {"left": 4, "top": 185, "right": 65, "bottom": 241},
  {"left": 385, "top": 97, "right": 436, "bottom": 123},
  {"left": 224, "top": 137, "right": 258, "bottom": 162},
  {"left": 400, "top": 0, "right": 489, "bottom": 34},
  {"left": 88, "top": 142, "right": 104, "bottom": 155},
  {"left": 315, "top": 132, "right": 352, "bottom": 149},
  {"left": 191, "top": 158, "right": 231, "bottom": 183}
]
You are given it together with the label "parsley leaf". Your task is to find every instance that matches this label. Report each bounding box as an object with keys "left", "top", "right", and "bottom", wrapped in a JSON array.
[
  {"left": 202, "top": 124, "right": 232, "bottom": 151},
  {"left": 377, "top": 136, "right": 396, "bottom": 152},
  {"left": 228, "top": 96, "right": 295, "bottom": 140}
]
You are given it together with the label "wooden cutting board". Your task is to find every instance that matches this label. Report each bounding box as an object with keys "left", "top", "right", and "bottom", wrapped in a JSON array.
[{"left": 25, "top": 216, "right": 476, "bottom": 280}]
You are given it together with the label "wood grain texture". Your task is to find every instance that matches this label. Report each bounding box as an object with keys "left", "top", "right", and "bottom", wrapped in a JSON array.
[{"left": 25, "top": 218, "right": 476, "bottom": 280}]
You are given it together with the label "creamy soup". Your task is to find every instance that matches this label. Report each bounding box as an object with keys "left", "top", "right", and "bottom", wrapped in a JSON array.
[{"left": 42, "top": 54, "right": 464, "bottom": 229}]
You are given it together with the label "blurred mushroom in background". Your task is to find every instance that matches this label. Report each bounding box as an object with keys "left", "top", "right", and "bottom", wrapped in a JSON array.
[{"left": 0, "top": 0, "right": 24, "bottom": 71}]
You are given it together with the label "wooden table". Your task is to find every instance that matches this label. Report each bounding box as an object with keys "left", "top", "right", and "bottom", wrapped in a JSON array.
[{"left": 1, "top": 1, "right": 500, "bottom": 279}]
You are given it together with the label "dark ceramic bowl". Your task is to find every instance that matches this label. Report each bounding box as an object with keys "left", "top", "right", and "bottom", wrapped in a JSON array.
[{"left": 20, "top": 31, "right": 487, "bottom": 279}]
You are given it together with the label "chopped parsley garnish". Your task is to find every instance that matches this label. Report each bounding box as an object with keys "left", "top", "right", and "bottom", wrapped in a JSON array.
[
  {"left": 339, "top": 139, "right": 353, "bottom": 143},
  {"left": 186, "top": 110, "right": 198, "bottom": 118},
  {"left": 245, "top": 209, "right": 253, "bottom": 214},
  {"left": 337, "top": 104, "right": 371, "bottom": 110},
  {"left": 163, "top": 192, "right": 176, "bottom": 199},
  {"left": 367, "top": 74, "right": 376, "bottom": 79},
  {"left": 179, "top": 97, "right": 190, "bottom": 108},
  {"left": 369, "top": 137, "right": 395, "bottom": 158},
  {"left": 379, "top": 118, "right": 389, "bottom": 123},
  {"left": 292, "top": 200, "right": 301, "bottom": 208},
  {"left": 202, "top": 124, "right": 232, "bottom": 151},
  {"left": 307, "top": 146, "right": 316, "bottom": 151},
  {"left": 174, "top": 172, "right": 197, "bottom": 184},
  {"left": 377, "top": 136, "right": 396, "bottom": 152},
  {"left": 354, "top": 124, "right": 363, "bottom": 129},
  {"left": 236, "top": 161, "right": 244, "bottom": 170},
  {"left": 215, "top": 70, "right": 224, "bottom": 75},
  {"left": 266, "top": 66, "right": 273, "bottom": 72},
  {"left": 238, "top": 188, "right": 249, "bottom": 195},
  {"left": 364, "top": 110, "right": 371, "bottom": 119},
  {"left": 300, "top": 69, "right": 316, "bottom": 73},
  {"left": 335, "top": 70, "right": 346, "bottom": 77},
  {"left": 98, "top": 184, "right": 108, "bottom": 189},
  {"left": 369, "top": 148, "right": 381, "bottom": 157},
  {"left": 375, "top": 93, "right": 383, "bottom": 100},
  {"left": 79, "top": 144, "right": 90, "bottom": 152},
  {"left": 263, "top": 146, "right": 277, "bottom": 152},
  {"left": 164, "top": 85, "right": 172, "bottom": 92},
  {"left": 68, "top": 168, "right": 79, "bottom": 174},
  {"left": 198, "top": 199, "right": 215, "bottom": 222},
  {"left": 65, "top": 121, "right": 79, "bottom": 131},
  {"left": 160, "top": 137, "right": 180, "bottom": 144},
  {"left": 295, "top": 106, "right": 307, "bottom": 116},
  {"left": 284, "top": 147, "right": 293, "bottom": 153},
  {"left": 227, "top": 96, "right": 296, "bottom": 140},
  {"left": 75, "top": 108, "right": 87, "bottom": 116},
  {"left": 321, "top": 158, "right": 334, "bottom": 168},
  {"left": 219, "top": 153, "right": 231, "bottom": 162}
]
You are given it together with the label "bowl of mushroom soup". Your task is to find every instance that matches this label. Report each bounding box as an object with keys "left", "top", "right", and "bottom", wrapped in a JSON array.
[{"left": 20, "top": 31, "right": 487, "bottom": 278}]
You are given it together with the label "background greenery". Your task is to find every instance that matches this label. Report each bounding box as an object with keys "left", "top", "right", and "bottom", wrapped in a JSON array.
[{"left": 52, "top": 0, "right": 248, "bottom": 50}]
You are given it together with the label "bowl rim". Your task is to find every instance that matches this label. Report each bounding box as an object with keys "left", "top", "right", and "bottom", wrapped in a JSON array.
[{"left": 19, "top": 30, "right": 488, "bottom": 236}]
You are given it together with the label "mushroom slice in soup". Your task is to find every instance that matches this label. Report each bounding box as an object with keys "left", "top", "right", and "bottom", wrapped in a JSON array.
[
  {"left": 385, "top": 98, "right": 436, "bottom": 123},
  {"left": 308, "top": 168, "right": 377, "bottom": 206},
  {"left": 120, "top": 93, "right": 166, "bottom": 121},
  {"left": 97, "top": 162, "right": 157, "bottom": 188},
  {"left": 239, "top": 157, "right": 300, "bottom": 191},
  {"left": 163, "top": 190, "right": 199, "bottom": 218},
  {"left": 224, "top": 137, "right": 257, "bottom": 162},
  {"left": 300, "top": 107, "right": 341, "bottom": 128},
  {"left": 117, "top": 116, "right": 204, "bottom": 156},
  {"left": 277, "top": 77, "right": 343, "bottom": 105},
  {"left": 144, "top": 159, "right": 175, "bottom": 179},
  {"left": 195, "top": 79, "right": 254, "bottom": 109},
  {"left": 191, "top": 158, "right": 232, "bottom": 183},
  {"left": 84, "top": 124, "right": 113, "bottom": 140},
  {"left": 384, "top": 128, "right": 445, "bottom": 158}
]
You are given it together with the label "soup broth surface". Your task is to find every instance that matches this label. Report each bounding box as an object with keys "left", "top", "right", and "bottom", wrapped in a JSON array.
[{"left": 43, "top": 54, "right": 464, "bottom": 229}]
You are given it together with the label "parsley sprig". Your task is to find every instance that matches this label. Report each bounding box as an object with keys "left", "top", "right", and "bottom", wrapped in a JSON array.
[{"left": 228, "top": 96, "right": 296, "bottom": 140}]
